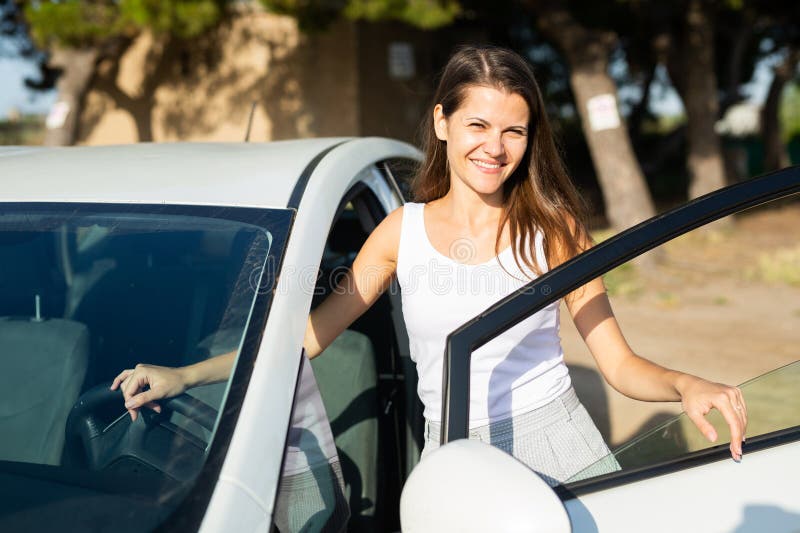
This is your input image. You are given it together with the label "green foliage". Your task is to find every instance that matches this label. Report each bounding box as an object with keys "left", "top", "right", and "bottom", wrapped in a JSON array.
[
  {"left": 0, "top": 115, "right": 45, "bottom": 145},
  {"left": 22, "top": 0, "right": 226, "bottom": 48},
  {"left": 259, "top": 0, "right": 460, "bottom": 31},
  {"left": 781, "top": 82, "right": 800, "bottom": 143},
  {"left": 119, "top": 0, "right": 224, "bottom": 39},
  {"left": 24, "top": 1, "right": 126, "bottom": 47},
  {"left": 746, "top": 244, "right": 800, "bottom": 287},
  {"left": 344, "top": 0, "right": 460, "bottom": 29}
]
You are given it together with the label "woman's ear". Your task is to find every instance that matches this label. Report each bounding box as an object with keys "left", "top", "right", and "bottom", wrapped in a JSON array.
[{"left": 433, "top": 104, "right": 448, "bottom": 141}]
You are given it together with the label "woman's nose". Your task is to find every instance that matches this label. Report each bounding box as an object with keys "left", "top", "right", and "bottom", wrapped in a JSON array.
[{"left": 482, "top": 134, "right": 505, "bottom": 159}]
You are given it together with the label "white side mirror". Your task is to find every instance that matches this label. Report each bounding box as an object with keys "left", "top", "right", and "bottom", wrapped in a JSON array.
[{"left": 400, "top": 440, "right": 571, "bottom": 533}]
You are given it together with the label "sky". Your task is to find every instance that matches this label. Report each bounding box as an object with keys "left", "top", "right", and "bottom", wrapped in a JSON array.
[{"left": 0, "top": 55, "right": 57, "bottom": 118}]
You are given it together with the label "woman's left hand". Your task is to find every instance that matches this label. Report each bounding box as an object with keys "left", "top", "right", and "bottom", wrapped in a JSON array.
[{"left": 677, "top": 375, "right": 747, "bottom": 461}]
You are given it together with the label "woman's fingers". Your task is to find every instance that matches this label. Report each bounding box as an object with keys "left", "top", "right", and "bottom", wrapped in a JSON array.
[
  {"left": 112, "top": 364, "right": 185, "bottom": 421},
  {"left": 710, "top": 391, "right": 745, "bottom": 461},
  {"left": 682, "top": 380, "right": 747, "bottom": 461},
  {"left": 685, "top": 408, "right": 717, "bottom": 443},
  {"left": 110, "top": 369, "right": 133, "bottom": 391},
  {"left": 735, "top": 387, "right": 748, "bottom": 432},
  {"left": 125, "top": 389, "right": 158, "bottom": 410},
  {"left": 121, "top": 368, "right": 147, "bottom": 402},
  {"left": 117, "top": 365, "right": 155, "bottom": 420}
]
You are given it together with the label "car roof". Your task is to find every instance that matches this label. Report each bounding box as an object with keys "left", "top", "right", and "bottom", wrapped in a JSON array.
[{"left": 0, "top": 139, "right": 352, "bottom": 209}]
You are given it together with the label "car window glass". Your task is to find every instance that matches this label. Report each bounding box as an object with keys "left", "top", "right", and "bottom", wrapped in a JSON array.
[
  {"left": 567, "top": 360, "right": 800, "bottom": 483},
  {"left": 381, "top": 158, "right": 418, "bottom": 201},
  {"left": 561, "top": 203, "right": 799, "bottom": 486},
  {"left": 273, "top": 355, "right": 349, "bottom": 532},
  {"left": 0, "top": 204, "right": 289, "bottom": 532}
]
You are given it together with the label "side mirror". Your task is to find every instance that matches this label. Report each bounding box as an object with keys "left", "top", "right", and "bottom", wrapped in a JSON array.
[{"left": 400, "top": 440, "right": 571, "bottom": 532}]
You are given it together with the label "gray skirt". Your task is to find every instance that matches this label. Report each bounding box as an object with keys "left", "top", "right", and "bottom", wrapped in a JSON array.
[{"left": 422, "top": 387, "right": 621, "bottom": 487}]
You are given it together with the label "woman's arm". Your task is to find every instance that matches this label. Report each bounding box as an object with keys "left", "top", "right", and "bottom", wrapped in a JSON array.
[
  {"left": 112, "top": 206, "right": 404, "bottom": 419},
  {"left": 565, "top": 275, "right": 747, "bottom": 461},
  {"left": 303, "top": 206, "right": 403, "bottom": 358}
]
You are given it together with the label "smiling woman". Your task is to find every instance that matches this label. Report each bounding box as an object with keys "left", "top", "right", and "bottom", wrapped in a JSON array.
[{"left": 112, "top": 47, "right": 747, "bottom": 505}]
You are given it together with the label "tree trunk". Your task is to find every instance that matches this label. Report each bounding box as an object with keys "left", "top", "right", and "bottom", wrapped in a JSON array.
[
  {"left": 719, "top": 17, "right": 752, "bottom": 114},
  {"left": 43, "top": 48, "right": 99, "bottom": 146},
  {"left": 762, "top": 47, "right": 799, "bottom": 172},
  {"left": 91, "top": 33, "right": 178, "bottom": 142},
  {"left": 676, "top": 0, "right": 728, "bottom": 199},
  {"left": 537, "top": 6, "right": 656, "bottom": 232}
]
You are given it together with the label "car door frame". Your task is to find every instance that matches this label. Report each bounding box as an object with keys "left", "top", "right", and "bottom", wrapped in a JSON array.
[
  {"left": 439, "top": 165, "right": 800, "bottom": 444},
  {"left": 435, "top": 165, "right": 800, "bottom": 530},
  {"left": 198, "top": 139, "right": 421, "bottom": 533}
]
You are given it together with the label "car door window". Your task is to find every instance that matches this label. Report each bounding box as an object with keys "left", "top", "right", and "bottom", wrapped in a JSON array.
[
  {"left": 567, "top": 360, "right": 800, "bottom": 483},
  {"left": 436, "top": 168, "right": 799, "bottom": 493},
  {"left": 561, "top": 201, "right": 800, "bottom": 487}
]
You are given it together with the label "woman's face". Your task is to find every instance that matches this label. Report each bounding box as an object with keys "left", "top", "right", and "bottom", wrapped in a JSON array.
[{"left": 434, "top": 85, "right": 530, "bottom": 199}]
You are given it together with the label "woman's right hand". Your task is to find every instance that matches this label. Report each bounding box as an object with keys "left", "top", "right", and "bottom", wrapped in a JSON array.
[{"left": 110, "top": 364, "right": 189, "bottom": 421}]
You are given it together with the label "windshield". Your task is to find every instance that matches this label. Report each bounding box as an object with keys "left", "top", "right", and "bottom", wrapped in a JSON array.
[
  {"left": 0, "top": 203, "right": 292, "bottom": 532},
  {"left": 566, "top": 360, "right": 800, "bottom": 483}
]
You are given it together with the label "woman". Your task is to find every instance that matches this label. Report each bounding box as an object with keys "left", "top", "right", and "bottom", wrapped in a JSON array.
[{"left": 112, "top": 45, "right": 746, "bottom": 486}]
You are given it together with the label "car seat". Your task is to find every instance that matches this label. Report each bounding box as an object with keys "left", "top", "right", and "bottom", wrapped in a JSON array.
[
  {"left": 0, "top": 317, "right": 88, "bottom": 465},
  {"left": 311, "top": 329, "right": 379, "bottom": 531}
]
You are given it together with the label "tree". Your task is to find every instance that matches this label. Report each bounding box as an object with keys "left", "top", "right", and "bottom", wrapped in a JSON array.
[
  {"left": 259, "top": 0, "right": 461, "bottom": 31},
  {"left": 762, "top": 47, "right": 800, "bottom": 171},
  {"left": 643, "top": 0, "right": 799, "bottom": 193},
  {"left": 753, "top": 1, "right": 800, "bottom": 172},
  {"left": 265, "top": 0, "right": 658, "bottom": 231},
  {"left": 3, "top": 0, "right": 228, "bottom": 145},
  {"left": 531, "top": 1, "right": 656, "bottom": 231},
  {"left": 661, "top": 0, "right": 728, "bottom": 199}
]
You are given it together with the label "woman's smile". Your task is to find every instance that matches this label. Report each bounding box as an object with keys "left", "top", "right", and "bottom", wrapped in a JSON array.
[{"left": 470, "top": 158, "right": 505, "bottom": 173}]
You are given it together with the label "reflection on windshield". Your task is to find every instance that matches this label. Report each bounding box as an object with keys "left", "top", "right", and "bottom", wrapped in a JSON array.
[
  {"left": 0, "top": 206, "right": 287, "bottom": 532},
  {"left": 566, "top": 361, "right": 800, "bottom": 484}
]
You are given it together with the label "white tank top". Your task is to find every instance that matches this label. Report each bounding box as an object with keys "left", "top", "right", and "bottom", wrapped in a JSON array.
[{"left": 396, "top": 202, "right": 571, "bottom": 427}]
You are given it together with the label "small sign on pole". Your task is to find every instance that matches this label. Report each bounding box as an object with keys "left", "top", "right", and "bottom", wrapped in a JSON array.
[{"left": 586, "top": 94, "right": 621, "bottom": 131}]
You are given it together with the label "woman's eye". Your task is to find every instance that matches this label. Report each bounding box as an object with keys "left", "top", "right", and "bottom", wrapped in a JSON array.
[{"left": 468, "top": 123, "right": 485, "bottom": 128}]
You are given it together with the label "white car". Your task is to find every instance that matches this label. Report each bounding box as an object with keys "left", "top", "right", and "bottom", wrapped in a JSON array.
[{"left": 0, "top": 140, "right": 797, "bottom": 533}]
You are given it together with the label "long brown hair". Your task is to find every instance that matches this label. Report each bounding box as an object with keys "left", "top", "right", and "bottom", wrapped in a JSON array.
[{"left": 413, "top": 45, "right": 590, "bottom": 275}]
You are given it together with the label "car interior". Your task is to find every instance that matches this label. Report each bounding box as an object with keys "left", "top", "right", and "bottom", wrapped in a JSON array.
[
  {"left": 0, "top": 209, "right": 275, "bottom": 531},
  {"left": 305, "top": 177, "right": 423, "bottom": 532}
]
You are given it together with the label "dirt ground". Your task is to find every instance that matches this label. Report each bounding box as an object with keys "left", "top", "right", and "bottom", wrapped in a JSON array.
[{"left": 560, "top": 202, "right": 800, "bottom": 447}]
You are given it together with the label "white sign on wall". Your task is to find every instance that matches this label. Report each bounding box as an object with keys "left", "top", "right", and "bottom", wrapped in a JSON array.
[
  {"left": 388, "top": 42, "right": 415, "bottom": 80},
  {"left": 45, "top": 101, "right": 71, "bottom": 130},
  {"left": 586, "top": 94, "right": 620, "bottom": 131}
]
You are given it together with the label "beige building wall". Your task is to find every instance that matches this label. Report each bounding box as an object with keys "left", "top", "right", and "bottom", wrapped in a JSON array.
[
  {"left": 354, "top": 22, "right": 484, "bottom": 143},
  {"left": 79, "top": 9, "right": 360, "bottom": 145},
  {"left": 77, "top": 8, "right": 483, "bottom": 147}
]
